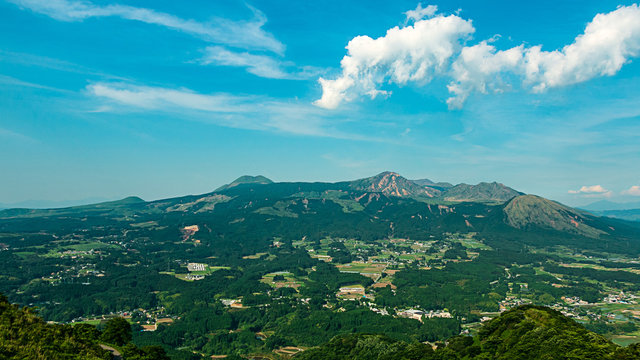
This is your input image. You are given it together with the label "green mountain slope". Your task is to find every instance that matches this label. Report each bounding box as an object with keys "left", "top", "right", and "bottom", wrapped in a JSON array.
[{"left": 504, "top": 195, "right": 606, "bottom": 238}]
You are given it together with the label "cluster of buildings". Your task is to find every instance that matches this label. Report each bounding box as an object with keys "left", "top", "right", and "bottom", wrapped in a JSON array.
[
  {"left": 187, "top": 262, "right": 207, "bottom": 272},
  {"left": 562, "top": 296, "right": 590, "bottom": 305},
  {"left": 336, "top": 286, "right": 375, "bottom": 300},
  {"left": 397, "top": 309, "right": 453, "bottom": 322},
  {"left": 220, "top": 299, "right": 244, "bottom": 308},
  {"left": 499, "top": 296, "right": 532, "bottom": 311},
  {"left": 603, "top": 292, "right": 638, "bottom": 305}
]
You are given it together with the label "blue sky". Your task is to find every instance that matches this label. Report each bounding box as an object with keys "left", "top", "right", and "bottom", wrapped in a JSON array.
[{"left": 1, "top": 0, "right": 640, "bottom": 207}]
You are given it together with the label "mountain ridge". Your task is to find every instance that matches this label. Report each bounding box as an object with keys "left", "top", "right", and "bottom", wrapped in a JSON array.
[
  {"left": 214, "top": 175, "right": 273, "bottom": 192},
  {"left": 1, "top": 172, "right": 637, "bottom": 242},
  {"left": 348, "top": 171, "right": 441, "bottom": 198}
]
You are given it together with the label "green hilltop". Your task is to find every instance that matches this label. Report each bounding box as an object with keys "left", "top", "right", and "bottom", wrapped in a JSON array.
[
  {"left": 296, "top": 305, "right": 640, "bottom": 360},
  {"left": 504, "top": 195, "right": 606, "bottom": 238}
]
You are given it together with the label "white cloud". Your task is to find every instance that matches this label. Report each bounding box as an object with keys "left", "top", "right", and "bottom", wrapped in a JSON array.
[
  {"left": 314, "top": 14, "right": 474, "bottom": 109},
  {"left": 200, "top": 46, "right": 323, "bottom": 80},
  {"left": 622, "top": 185, "right": 640, "bottom": 196},
  {"left": 8, "top": 0, "right": 284, "bottom": 54},
  {"left": 524, "top": 4, "right": 640, "bottom": 91},
  {"left": 317, "top": 4, "right": 640, "bottom": 109},
  {"left": 404, "top": 3, "right": 437, "bottom": 23},
  {"left": 568, "top": 185, "right": 612, "bottom": 197},
  {"left": 568, "top": 185, "right": 609, "bottom": 194},
  {"left": 447, "top": 42, "right": 523, "bottom": 108}
]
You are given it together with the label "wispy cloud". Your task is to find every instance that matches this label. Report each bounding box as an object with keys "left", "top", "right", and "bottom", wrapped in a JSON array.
[
  {"left": 8, "top": 0, "right": 285, "bottom": 55},
  {"left": 316, "top": 4, "right": 640, "bottom": 109},
  {"left": 0, "top": 127, "right": 37, "bottom": 143},
  {"left": 0, "top": 74, "right": 71, "bottom": 93},
  {"left": 86, "top": 82, "right": 378, "bottom": 140},
  {"left": 89, "top": 83, "right": 251, "bottom": 113},
  {"left": 7, "top": 0, "right": 323, "bottom": 80},
  {"left": 0, "top": 50, "right": 130, "bottom": 81},
  {"left": 199, "top": 46, "right": 324, "bottom": 80}
]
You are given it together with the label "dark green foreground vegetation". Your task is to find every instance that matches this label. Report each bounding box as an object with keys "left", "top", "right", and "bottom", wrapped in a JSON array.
[
  {"left": 0, "top": 295, "right": 168, "bottom": 359},
  {"left": 297, "top": 306, "right": 640, "bottom": 360},
  {"left": 4, "top": 295, "right": 639, "bottom": 360}
]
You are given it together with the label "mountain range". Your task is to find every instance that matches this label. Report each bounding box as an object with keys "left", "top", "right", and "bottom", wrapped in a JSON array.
[
  {"left": 578, "top": 200, "right": 640, "bottom": 223},
  {"left": 1, "top": 171, "right": 636, "bottom": 241}
]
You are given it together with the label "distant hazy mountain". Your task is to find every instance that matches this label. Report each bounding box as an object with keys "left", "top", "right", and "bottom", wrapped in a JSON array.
[
  {"left": 442, "top": 182, "right": 523, "bottom": 204},
  {"left": 0, "top": 197, "right": 113, "bottom": 210},
  {"left": 581, "top": 200, "right": 640, "bottom": 211},
  {"left": 411, "top": 178, "right": 453, "bottom": 191},
  {"left": 0, "top": 196, "right": 146, "bottom": 218},
  {"left": 591, "top": 209, "right": 640, "bottom": 222},
  {"left": 215, "top": 175, "right": 273, "bottom": 192}
]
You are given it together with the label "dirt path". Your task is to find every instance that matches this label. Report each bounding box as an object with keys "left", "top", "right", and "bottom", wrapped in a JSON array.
[{"left": 99, "top": 344, "right": 122, "bottom": 359}]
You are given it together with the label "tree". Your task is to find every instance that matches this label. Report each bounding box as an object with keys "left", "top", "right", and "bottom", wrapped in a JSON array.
[
  {"left": 101, "top": 317, "right": 132, "bottom": 346},
  {"left": 121, "top": 343, "right": 170, "bottom": 360}
]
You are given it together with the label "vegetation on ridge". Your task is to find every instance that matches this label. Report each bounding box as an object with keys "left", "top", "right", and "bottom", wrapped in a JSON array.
[{"left": 296, "top": 306, "right": 640, "bottom": 360}]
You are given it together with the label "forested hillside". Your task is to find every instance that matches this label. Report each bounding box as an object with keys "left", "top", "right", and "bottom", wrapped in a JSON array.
[{"left": 296, "top": 306, "right": 640, "bottom": 360}]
